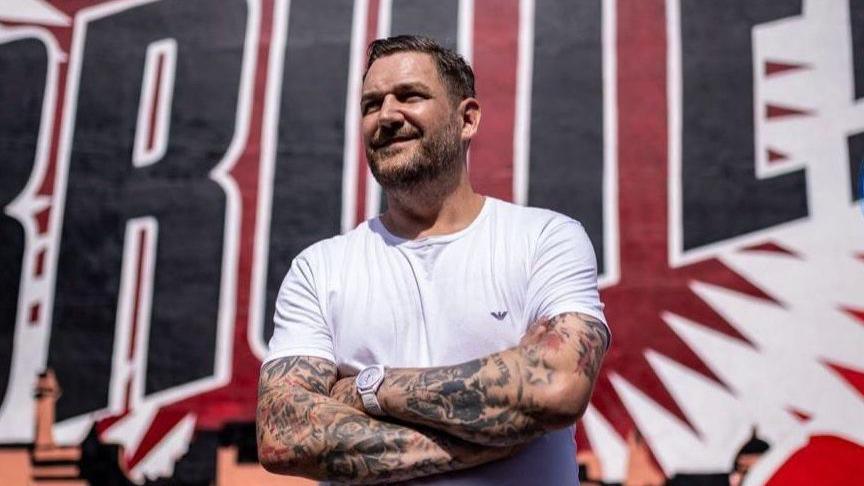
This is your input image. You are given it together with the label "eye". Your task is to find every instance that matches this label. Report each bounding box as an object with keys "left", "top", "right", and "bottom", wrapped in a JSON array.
[{"left": 361, "top": 100, "right": 381, "bottom": 115}]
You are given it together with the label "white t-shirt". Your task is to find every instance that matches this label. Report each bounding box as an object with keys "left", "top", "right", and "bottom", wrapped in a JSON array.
[{"left": 266, "top": 197, "right": 607, "bottom": 485}]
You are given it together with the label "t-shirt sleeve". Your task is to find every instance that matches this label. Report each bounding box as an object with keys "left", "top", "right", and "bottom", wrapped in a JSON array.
[
  {"left": 263, "top": 250, "right": 335, "bottom": 365},
  {"left": 525, "top": 219, "right": 610, "bottom": 343}
]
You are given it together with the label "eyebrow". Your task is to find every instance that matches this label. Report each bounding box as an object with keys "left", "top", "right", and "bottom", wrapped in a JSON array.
[{"left": 361, "top": 81, "right": 433, "bottom": 104}]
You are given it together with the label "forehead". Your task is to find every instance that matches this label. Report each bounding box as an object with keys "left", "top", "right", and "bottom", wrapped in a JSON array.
[{"left": 362, "top": 51, "right": 445, "bottom": 92}]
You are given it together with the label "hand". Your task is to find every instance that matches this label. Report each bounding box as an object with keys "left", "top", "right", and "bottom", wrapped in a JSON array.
[
  {"left": 329, "top": 376, "right": 365, "bottom": 412},
  {"left": 438, "top": 436, "right": 520, "bottom": 466}
]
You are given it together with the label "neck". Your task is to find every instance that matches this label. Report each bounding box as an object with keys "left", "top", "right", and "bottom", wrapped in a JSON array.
[{"left": 381, "top": 166, "right": 484, "bottom": 239}]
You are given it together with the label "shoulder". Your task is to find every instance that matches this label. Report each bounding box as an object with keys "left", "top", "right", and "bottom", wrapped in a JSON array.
[
  {"left": 484, "top": 199, "right": 596, "bottom": 271},
  {"left": 275, "top": 223, "right": 381, "bottom": 305},
  {"left": 284, "top": 220, "right": 392, "bottom": 288},
  {"left": 487, "top": 197, "right": 586, "bottom": 238},
  {"left": 294, "top": 220, "right": 379, "bottom": 266}
]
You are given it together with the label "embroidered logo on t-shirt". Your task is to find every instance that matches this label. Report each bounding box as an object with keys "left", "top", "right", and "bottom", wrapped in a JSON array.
[{"left": 490, "top": 311, "right": 508, "bottom": 321}]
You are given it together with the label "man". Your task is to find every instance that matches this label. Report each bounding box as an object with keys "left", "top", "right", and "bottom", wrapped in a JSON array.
[
  {"left": 257, "top": 35, "right": 609, "bottom": 484},
  {"left": 729, "top": 431, "right": 770, "bottom": 486}
]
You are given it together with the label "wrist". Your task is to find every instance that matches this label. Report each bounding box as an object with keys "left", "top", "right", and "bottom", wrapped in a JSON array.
[
  {"left": 355, "top": 365, "right": 386, "bottom": 416},
  {"left": 376, "top": 372, "right": 392, "bottom": 414},
  {"left": 376, "top": 368, "right": 411, "bottom": 417}
]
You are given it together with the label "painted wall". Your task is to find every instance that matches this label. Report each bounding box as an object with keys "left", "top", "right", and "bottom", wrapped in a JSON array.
[{"left": 0, "top": 0, "right": 862, "bottom": 484}]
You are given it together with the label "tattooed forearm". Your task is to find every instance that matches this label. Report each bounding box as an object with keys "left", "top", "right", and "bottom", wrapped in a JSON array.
[
  {"left": 377, "top": 312, "right": 609, "bottom": 447},
  {"left": 256, "top": 356, "right": 513, "bottom": 483}
]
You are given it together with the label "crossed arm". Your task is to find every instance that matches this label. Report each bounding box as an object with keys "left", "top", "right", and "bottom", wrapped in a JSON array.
[
  {"left": 257, "top": 356, "right": 513, "bottom": 483},
  {"left": 333, "top": 311, "right": 608, "bottom": 446},
  {"left": 256, "top": 311, "right": 608, "bottom": 482}
]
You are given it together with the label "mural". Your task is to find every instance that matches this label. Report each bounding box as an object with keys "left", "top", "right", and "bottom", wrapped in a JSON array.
[{"left": 0, "top": 0, "right": 862, "bottom": 484}]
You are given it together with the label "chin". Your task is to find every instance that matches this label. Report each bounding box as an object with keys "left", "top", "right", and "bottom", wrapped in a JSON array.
[{"left": 370, "top": 149, "right": 416, "bottom": 176}]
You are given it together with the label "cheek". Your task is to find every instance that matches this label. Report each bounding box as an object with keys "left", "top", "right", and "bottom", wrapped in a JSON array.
[{"left": 361, "top": 118, "right": 377, "bottom": 141}]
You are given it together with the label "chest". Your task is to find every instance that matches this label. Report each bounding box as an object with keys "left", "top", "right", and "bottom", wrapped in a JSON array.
[{"left": 326, "top": 240, "right": 530, "bottom": 371}]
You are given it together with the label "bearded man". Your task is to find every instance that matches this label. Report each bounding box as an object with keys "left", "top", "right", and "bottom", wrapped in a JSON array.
[{"left": 256, "top": 35, "right": 610, "bottom": 484}]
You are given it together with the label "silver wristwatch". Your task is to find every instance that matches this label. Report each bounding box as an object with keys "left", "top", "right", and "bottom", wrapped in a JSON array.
[{"left": 355, "top": 365, "right": 386, "bottom": 416}]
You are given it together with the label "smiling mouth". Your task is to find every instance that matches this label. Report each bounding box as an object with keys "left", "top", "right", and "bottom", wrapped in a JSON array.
[
  {"left": 374, "top": 136, "right": 418, "bottom": 150},
  {"left": 386, "top": 138, "right": 416, "bottom": 147}
]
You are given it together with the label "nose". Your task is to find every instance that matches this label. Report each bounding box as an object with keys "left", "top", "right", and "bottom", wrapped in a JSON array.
[{"left": 378, "top": 94, "right": 404, "bottom": 131}]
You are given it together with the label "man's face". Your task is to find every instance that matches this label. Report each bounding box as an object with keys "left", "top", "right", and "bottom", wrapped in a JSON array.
[{"left": 361, "top": 52, "right": 463, "bottom": 191}]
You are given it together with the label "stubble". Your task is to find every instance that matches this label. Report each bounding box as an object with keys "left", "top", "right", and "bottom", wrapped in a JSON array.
[{"left": 367, "top": 117, "right": 462, "bottom": 193}]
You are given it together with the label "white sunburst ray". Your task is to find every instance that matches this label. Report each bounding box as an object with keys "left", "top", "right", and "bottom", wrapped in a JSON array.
[
  {"left": 683, "top": 282, "right": 864, "bottom": 432},
  {"left": 127, "top": 413, "right": 197, "bottom": 484},
  {"left": 580, "top": 404, "right": 628, "bottom": 482},
  {"left": 608, "top": 367, "right": 740, "bottom": 475},
  {"left": 714, "top": 211, "right": 864, "bottom": 372}
]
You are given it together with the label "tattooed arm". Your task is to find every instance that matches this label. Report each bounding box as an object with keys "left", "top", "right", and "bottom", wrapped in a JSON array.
[
  {"left": 256, "top": 356, "right": 515, "bottom": 483},
  {"left": 366, "top": 312, "right": 609, "bottom": 447}
]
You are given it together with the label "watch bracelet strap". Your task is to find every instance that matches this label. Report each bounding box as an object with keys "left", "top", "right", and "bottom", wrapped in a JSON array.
[{"left": 361, "top": 390, "right": 384, "bottom": 416}]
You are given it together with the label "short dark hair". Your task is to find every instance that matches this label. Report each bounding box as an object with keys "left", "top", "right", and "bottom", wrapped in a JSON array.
[
  {"left": 737, "top": 435, "right": 770, "bottom": 456},
  {"left": 365, "top": 35, "right": 476, "bottom": 102}
]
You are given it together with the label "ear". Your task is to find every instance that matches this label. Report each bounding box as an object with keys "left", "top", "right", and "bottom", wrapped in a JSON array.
[{"left": 457, "top": 97, "right": 481, "bottom": 142}]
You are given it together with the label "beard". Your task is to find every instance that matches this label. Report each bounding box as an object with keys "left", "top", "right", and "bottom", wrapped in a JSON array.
[{"left": 367, "top": 118, "right": 462, "bottom": 192}]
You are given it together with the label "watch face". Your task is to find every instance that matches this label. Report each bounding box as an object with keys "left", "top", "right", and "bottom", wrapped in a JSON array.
[{"left": 357, "top": 367, "right": 381, "bottom": 389}]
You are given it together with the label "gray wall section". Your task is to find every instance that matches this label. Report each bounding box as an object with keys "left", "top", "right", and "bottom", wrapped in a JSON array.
[
  {"left": 0, "top": 37, "right": 47, "bottom": 414},
  {"left": 849, "top": 2, "right": 864, "bottom": 202},
  {"left": 850, "top": 135, "right": 864, "bottom": 202},
  {"left": 528, "top": 0, "right": 605, "bottom": 274},
  {"left": 49, "top": 0, "right": 247, "bottom": 419},
  {"left": 262, "top": 0, "right": 354, "bottom": 344},
  {"left": 851, "top": 1, "right": 864, "bottom": 101},
  {"left": 390, "top": 0, "right": 460, "bottom": 52},
  {"left": 680, "top": 0, "right": 808, "bottom": 250}
]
